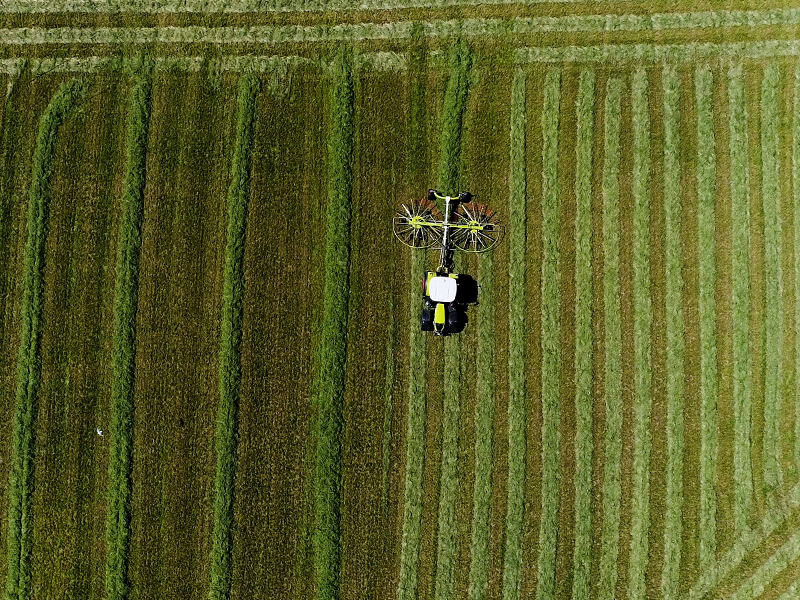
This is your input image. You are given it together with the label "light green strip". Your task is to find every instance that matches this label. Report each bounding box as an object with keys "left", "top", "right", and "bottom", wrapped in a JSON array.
[
  {"left": 516, "top": 40, "right": 800, "bottom": 64},
  {"left": 467, "top": 252, "right": 495, "bottom": 600},
  {"left": 598, "top": 77, "right": 623, "bottom": 600},
  {"left": 695, "top": 63, "right": 718, "bottom": 570},
  {"left": 777, "top": 579, "right": 800, "bottom": 600},
  {"left": 762, "top": 62, "right": 783, "bottom": 492},
  {"left": 502, "top": 67, "right": 527, "bottom": 600},
  {"left": 7, "top": 9, "right": 800, "bottom": 45},
  {"left": 794, "top": 62, "right": 800, "bottom": 476},
  {"left": 660, "top": 63, "right": 684, "bottom": 600},
  {"left": 730, "top": 529, "right": 800, "bottom": 600},
  {"left": 571, "top": 67, "right": 594, "bottom": 600},
  {"left": 536, "top": 68, "right": 561, "bottom": 600},
  {"left": 627, "top": 67, "right": 652, "bottom": 600},
  {"left": 729, "top": 62, "right": 753, "bottom": 535}
]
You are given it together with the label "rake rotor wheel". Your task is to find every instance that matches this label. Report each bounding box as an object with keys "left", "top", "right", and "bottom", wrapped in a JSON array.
[
  {"left": 393, "top": 198, "right": 443, "bottom": 248},
  {"left": 452, "top": 201, "right": 503, "bottom": 252}
]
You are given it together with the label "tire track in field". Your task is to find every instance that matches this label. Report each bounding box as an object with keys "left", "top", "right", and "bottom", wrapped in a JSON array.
[{"left": 5, "top": 78, "right": 84, "bottom": 600}]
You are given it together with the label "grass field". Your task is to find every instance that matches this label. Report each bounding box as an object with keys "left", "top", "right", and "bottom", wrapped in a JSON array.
[{"left": 5, "top": 2, "right": 800, "bottom": 599}]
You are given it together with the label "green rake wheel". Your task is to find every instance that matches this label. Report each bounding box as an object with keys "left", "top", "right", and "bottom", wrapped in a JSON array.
[
  {"left": 451, "top": 202, "right": 503, "bottom": 252},
  {"left": 393, "top": 198, "right": 443, "bottom": 248}
]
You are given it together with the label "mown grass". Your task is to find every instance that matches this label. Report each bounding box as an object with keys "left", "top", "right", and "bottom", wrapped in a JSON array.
[
  {"left": 695, "top": 63, "right": 718, "bottom": 570},
  {"left": 597, "top": 77, "right": 622, "bottom": 600},
  {"left": 312, "top": 48, "right": 354, "bottom": 600},
  {"left": 794, "top": 62, "right": 800, "bottom": 474},
  {"left": 434, "top": 38, "right": 472, "bottom": 600},
  {"left": 502, "top": 67, "right": 526, "bottom": 600},
  {"left": 208, "top": 73, "right": 259, "bottom": 600},
  {"left": 536, "top": 68, "right": 561, "bottom": 600},
  {"left": 760, "top": 62, "right": 782, "bottom": 493},
  {"left": 729, "top": 62, "right": 753, "bottom": 534},
  {"left": 660, "top": 64, "right": 685, "bottom": 600},
  {"left": 729, "top": 529, "right": 800, "bottom": 600},
  {"left": 5, "top": 77, "right": 84, "bottom": 600},
  {"left": 571, "top": 67, "right": 594, "bottom": 600},
  {"left": 105, "top": 62, "right": 153, "bottom": 600}
]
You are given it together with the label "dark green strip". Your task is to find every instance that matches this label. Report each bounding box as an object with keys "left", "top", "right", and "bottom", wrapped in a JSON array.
[
  {"left": 312, "top": 49, "right": 354, "bottom": 600},
  {"left": 208, "top": 73, "right": 259, "bottom": 600},
  {"left": 5, "top": 77, "right": 85, "bottom": 600},
  {"left": 106, "top": 64, "right": 153, "bottom": 600}
]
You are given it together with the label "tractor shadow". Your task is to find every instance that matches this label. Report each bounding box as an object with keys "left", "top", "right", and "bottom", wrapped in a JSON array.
[{"left": 449, "top": 273, "right": 479, "bottom": 335}]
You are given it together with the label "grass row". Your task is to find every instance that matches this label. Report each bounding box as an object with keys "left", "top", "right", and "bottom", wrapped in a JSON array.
[
  {"left": 729, "top": 62, "right": 753, "bottom": 534},
  {"left": 660, "top": 64, "right": 685, "bottom": 600},
  {"left": 105, "top": 63, "right": 153, "bottom": 600},
  {"left": 695, "top": 63, "right": 718, "bottom": 569},
  {"left": 571, "top": 67, "right": 595, "bottom": 600},
  {"left": 627, "top": 68, "right": 652, "bottom": 600},
  {"left": 761, "top": 62, "right": 783, "bottom": 492},
  {"left": 502, "top": 67, "right": 527, "bottom": 600},
  {"left": 795, "top": 63, "right": 800, "bottom": 474},
  {"left": 5, "top": 77, "right": 85, "bottom": 600},
  {"left": 312, "top": 48, "right": 354, "bottom": 600},
  {"left": 729, "top": 529, "right": 800, "bottom": 600},
  {"left": 597, "top": 77, "right": 623, "bottom": 600},
  {"left": 535, "top": 68, "right": 561, "bottom": 600},
  {"left": 208, "top": 73, "right": 259, "bottom": 600},
  {"left": 434, "top": 38, "right": 472, "bottom": 600}
]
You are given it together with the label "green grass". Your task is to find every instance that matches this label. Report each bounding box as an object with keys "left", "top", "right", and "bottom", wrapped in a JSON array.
[
  {"left": 312, "top": 48, "right": 354, "bottom": 600},
  {"left": 598, "top": 76, "right": 623, "bottom": 600},
  {"left": 208, "top": 73, "right": 259, "bottom": 600},
  {"left": 571, "top": 67, "right": 595, "bottom": 600},
  {"left": 730, "top": 529, "right": 800, "bottom": 600},
  {"left": 660, "top": 63, "right": 685, "bottom": 600},
  {"left": 105, "top": 63, "right": 153, "bottom": 600},
  {"left": 5, "top": 77, "right": 85, "bottom": 600},
  {"left": 729, "top": 62, "right": 754, "bottom": 534},
  {"left": 536, "top": 67, "right": 561, "bottom": 600},
  {"left": 794, "top": 63, "right": 800, "bottom": 475},
  {"left": 695, "top": 63, "right": 718, "bottom": 569},
  {"left": 502, "top": 67, "right": 527, "bottom": 600}
]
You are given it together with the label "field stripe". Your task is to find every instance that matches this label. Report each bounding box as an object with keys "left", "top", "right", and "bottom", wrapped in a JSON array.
[
  {"left": 208, "top": 74, "right": 258, "bottom": 600},
  {"left": 795, "top": 62, "right": 800, "bottom": 475},
  {"left": 695, "top": 63, "right": 718, "bottom": 569},
  {"left": 501, "top": 67, "right": 527, "bottom": 600},
  {"left": 105, "top": 66, "right": 152, "bottom": 600},
  {"left": 660, "top": 63, "right": 685, "bottom": 600},
  {"left": 729, "top": 529, "right": 800, "bottom": 600},
  {"left": 535, "top": 67, "right": 561, "bottom": 600},
  {"left": 4, "top": 78, "right": 84, "bottom": 600},
  {"left": 312, "top": 50, "right": 354, "bottom": 600},
  {"left": 597, "top": 77, "right": 622, "bottom": 600},
  {"left": 761, "top": 62, "right": 783, "bottom": 493},
  {"left": 434, "top": 39, "right": 472, "bottom": 600},
  {"left": 777, "top": 579, "right": 800, "bottom": 600},
  {"left": 380, "top": 301, "right": 395, "bottom": 514},
  {"left": 627, "top": 67, "right": 652, "bottom": 600},
  {"left": 729, "top": 62, "right": 753, "bottom": 535},
  {"left": 571, "top": 67, "right": 594, "bottom": 600}
]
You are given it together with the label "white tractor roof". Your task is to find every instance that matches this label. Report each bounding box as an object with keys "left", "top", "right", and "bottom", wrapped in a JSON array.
[{"left": 429, "top": 276, "right": 457, "bottom": 303}]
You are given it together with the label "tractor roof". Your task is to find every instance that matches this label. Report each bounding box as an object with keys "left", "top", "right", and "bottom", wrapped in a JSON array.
[{"left": 428, "top": 276, "right": 457, "bottom": 303}]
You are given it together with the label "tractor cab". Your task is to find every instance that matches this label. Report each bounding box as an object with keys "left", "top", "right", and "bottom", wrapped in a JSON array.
[{"left": 421, "top": 272, "right": 460, "bottom": 335}]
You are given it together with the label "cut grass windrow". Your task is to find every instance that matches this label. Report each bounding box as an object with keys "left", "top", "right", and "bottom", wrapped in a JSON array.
[
  {"left": 794, "top": 62, "right": 800, "bottom": 475},
  {"left": 502, "top": 67, "right": 527, "bottom": 600},
  {"left": 729, "top": 62, "right": 753, "bottom": 535},
  {"left": 571, "top": 67, "right": 595, "bottom": 600},
  {"left": 434, "top": 38, "right": 472, "bottom": 600},
  {"left": 695, "top": 63, "right": 718, "bottom": 570},
  {"left": 660, "top": 64, "right": 684, "bottom": 600},
  {"left": 729, "top": 529, "right": 800, "bottom": 600},
  {"left": 535, "top": 68, "right": 561, "bottom": 600},
  {"left": 5, "top": 77, "right": 85, "bottom": 600},
  {"left": 597, "top": 77, "right": 622, "bottom": 600},
  {"left": 312, "top": 49, "right": 354, "bottom": 600},
  {"left": 778, "top": 579, "right": 800, "bottom": 600},
  {"left": 105, "top": 63, "right": 153, "bottom": 600},
  {"left": 627, "top": 67, "right": 652, "bottom": 600},
  {"left": 761, "top": 62, "right": 783, "bottom": 493},
  {"left": 208, "top": 73, "right": 259, "bottom": 600}
]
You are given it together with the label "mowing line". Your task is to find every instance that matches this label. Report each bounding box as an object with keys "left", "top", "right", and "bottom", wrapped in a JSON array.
[
  {"left": 535, "top": 67, "right": 561, "bottom": 600},
  {"left": 729, "top": 528, "right": 800, "bottom": 600},
  {"left": 502, "top": 67, "right": 527, "bottom": 600},
  {"left": 208, "top": 73, "right": 259, "bottom": 600},
  {"left": 434, "top": 38, "right": 472, "bottom": 600},
  {"left": 794, "top": 62, "right": 800, "bottom": 476},
  {"left": 312, "top": 49, "right": 354, "bottom": 600},
  {"left": 729, "top": 62, "right": 753, "bottom": 535},
  {"left": 597, "top": 77, "right": 623, "bottom": 600},
  {"left": 627, "top": 67, "right": 652, "bottom": 600},
  {"left": 761, "top": 62, "right": 783, "bottom": 493},
  {"left": 5, "top": 78, "right": 84, "bottom": 600},
  {"left": 695, "top": 63, "right": 718, "bottom": 569},
  {"left": 571, "top": 67, "right": 595, "bottom": 600},
  {"left": 777, "top": 579, "right": 800, "bottom": 600},
  {"left": 660, "top": 64, "right": 685, "bottom": 600},
  {"left": 105, "top": 65, "right": 153, "bottom": 600},
  {"left": 381, "top": 297, "right": 396, "bottom": 514}
]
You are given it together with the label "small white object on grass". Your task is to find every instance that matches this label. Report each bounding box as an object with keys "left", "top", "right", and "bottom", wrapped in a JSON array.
[{"left": 97, "top": 428, "right": 103, "bottom": 436}]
